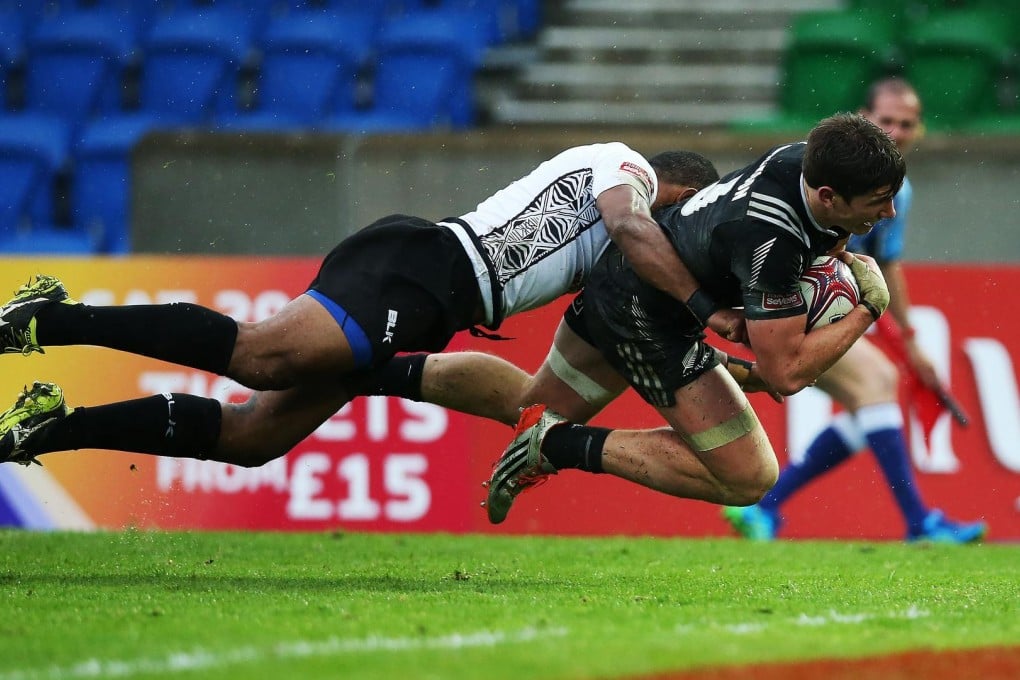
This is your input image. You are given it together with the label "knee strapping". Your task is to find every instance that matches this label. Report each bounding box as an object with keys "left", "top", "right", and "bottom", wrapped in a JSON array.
[
  {"left": 684, "top": 403, "right": 760, "bottom": 452},
  {"left": 547, "top": 344, "right": 614, "bottom": 407}
]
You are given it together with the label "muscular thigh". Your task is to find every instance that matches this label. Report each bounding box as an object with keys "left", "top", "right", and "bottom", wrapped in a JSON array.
[
  {"left": 655, "top": 365, "right": 776, "bottom": 491},
  {"left": 655, "top": 365, "right": 750, "bottom": 440},
  {"left": 237, "top": 294, "right": 359, "bottom": 374},
  {"left": 815, "top": 336, "right": 899, "bottom": 409},
  {"left": 218, "top": 380, "right": 355, "bottom": 463}
]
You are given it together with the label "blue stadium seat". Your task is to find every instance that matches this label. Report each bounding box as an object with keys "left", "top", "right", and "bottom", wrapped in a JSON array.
[
  {"left": 60, "top": 0, "right": 171, "bottom": 31},
  {"left": 437, "top": 0, "right": 535, "bottom": 42},
  {"left": 323, "top": 11, "right": 480, "bottom": 132},
  {"left": 511, "top": 0, "right": 540, "bottom": 38},
  {"left": 176, "top": 0, "right": 280, "bottom": 36},
  {"left": 23, "top": 10, "right": 138, "bottom": 133},
  {"left": 137, "top": 8, "right": 254, "bottom": 123},
  {"left": 287, "top": 0, "right": 410, "bottom": 18},
  {"left": 71, "top": 117, "right": 155, "bottom": 253},
  {"left": 0, "top": 113, "right": 98, "bottom": 254},
  {"left": 220, "top": 9, "right": 375, "bottom": 129},
  {"left": 58, "top": 8, "right": 255, "bottom": 253},
  {"left": 0, "top": 148, "right": 41, "bottom": 238},
  {"left": 0, "top": 8, "right": 26, "bottom": 110},
  {"left": 382, "top": 8, "right": 500, "bottom": 65},
  {"left": 0, "top": 114, "right": 71, "bottom": 234}
]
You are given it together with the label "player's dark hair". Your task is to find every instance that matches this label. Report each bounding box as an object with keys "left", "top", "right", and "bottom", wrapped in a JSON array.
[
  {"left": 648, "top": 150, "right": 720, "bottom": 191},
  {"left": 803, "top": 112, "right": 905, "bottom": 202}
]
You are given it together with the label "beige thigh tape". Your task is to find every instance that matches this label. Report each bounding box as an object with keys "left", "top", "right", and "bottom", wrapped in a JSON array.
[{"left": 685, "top": 404, "right": 760, "bottom": 452}]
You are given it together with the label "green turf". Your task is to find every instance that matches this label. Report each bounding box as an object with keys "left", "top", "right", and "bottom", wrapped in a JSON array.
[{"left": 0, "top": 530, "right": 1017, "bottom": 679}]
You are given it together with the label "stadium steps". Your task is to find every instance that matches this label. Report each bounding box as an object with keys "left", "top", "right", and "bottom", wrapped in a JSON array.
[{"left": 483, "top": 0, "right": 844, "bottom": 128}]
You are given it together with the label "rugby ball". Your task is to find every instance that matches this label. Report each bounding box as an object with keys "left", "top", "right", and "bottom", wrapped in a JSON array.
[{"left": 798, "top": 256, "right": 860, "bottom": 330}]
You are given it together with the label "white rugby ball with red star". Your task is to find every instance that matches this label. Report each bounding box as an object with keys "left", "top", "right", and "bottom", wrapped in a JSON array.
[{"left": 798, "top": 256, "right": 861, "bottom": 330}]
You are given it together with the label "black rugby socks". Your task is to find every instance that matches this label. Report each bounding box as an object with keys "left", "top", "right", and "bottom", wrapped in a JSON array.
[
  {"left": 35, "top": 302, "right": 238, "bottom": 375},
  {"left": 542, "top": 423, "right": 610, "bottom": 474},
  {"left": 27, "top": 393, "right": 222, "bottom": 460},
  {"left": 357, "top": 353, "right": 429, "bottom": 400}
]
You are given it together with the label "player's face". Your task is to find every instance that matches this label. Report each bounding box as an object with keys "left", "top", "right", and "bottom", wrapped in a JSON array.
[
  {"left": 830, "top": 187, "right": 896, "bottom": 235},
  {"left": 863, "top": 91, "right": 922, "bottom": 153}
]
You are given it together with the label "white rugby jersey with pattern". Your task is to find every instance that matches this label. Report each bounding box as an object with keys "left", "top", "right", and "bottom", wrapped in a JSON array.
[
  {"left": 439, "top": 142, "right": 657, "bottom": 329},
  {"left": 656, "top": 142, "right": 848, "bottom": 321}
]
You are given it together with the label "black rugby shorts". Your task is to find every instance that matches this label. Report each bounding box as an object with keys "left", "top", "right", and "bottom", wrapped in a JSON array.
[
  {"left": 307, "top": 214, "right": 480, "bottom": 369},
  {"left": 566, "top": 247, "right": 719, "bottom": 407}
]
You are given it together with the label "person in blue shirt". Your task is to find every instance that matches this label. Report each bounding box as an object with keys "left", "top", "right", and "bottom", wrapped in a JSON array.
[{"left": 724, "top": 77, "right": 988, "bottom": 543}]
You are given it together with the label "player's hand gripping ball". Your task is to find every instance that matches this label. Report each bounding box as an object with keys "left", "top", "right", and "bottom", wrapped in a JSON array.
[{"left": 798, "top": 256, "right": 861, "bottom": 330}]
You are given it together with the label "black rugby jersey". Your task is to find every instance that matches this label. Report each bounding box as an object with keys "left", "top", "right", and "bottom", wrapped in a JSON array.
[{"left": 656, "top": 142, "right": 848, "bottom": 320}]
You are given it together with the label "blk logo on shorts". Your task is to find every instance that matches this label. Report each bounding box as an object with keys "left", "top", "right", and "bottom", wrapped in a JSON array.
[{"left": 383, "top": 309, "right": 398, "bottom": 343}]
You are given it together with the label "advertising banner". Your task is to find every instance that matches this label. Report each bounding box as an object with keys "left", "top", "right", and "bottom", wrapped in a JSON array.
[{"left": 0, "top": 258, "right": 1016, "bottom": 541}]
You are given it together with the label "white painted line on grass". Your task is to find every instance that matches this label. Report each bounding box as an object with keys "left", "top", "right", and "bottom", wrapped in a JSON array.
[
  {"left": 674, "top": 606, "right": 930, "bottom": 635},
  {"left": 0, "top": 626, "right": 568, "bottom": 680}
]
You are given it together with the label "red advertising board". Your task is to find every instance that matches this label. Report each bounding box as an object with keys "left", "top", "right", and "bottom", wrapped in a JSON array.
[{"left": 1, "top": 258, "right": 1017, "bottom": 541}]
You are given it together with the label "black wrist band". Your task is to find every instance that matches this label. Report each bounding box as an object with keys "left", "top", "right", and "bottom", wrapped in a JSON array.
[
  {"left": 686, "top": 289, "right": 720, "bottom": 325},
  {"left": 861, "top": 300, "right": 882, "bottom": 321}
]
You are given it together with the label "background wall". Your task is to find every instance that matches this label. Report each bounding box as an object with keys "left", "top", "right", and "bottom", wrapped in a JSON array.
[{"left": 132, "top": 129, "right": 1020, "bottom": 262}]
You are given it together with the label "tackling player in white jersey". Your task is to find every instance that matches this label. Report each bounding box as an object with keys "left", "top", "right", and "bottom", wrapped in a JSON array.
[{"left": 0, "top": 144, "right": 724, "bottom": 470}]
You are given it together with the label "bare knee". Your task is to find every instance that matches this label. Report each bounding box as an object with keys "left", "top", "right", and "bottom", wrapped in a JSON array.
[
  {"left": 723, "top": 454, "right": 779, "bottom": 506},
  {"left": 704, "top": 426, "right": 779, "bottom": 506}
]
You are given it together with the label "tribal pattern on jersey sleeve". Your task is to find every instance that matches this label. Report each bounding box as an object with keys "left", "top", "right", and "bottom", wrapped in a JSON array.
[{"left": 478, "top": 169, "right": 600, "bottom": 286}]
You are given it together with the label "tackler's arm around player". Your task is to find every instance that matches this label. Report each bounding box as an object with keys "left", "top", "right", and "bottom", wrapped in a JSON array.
[{"left": 597, "top": 185, "right": 750, "bottom": 345}]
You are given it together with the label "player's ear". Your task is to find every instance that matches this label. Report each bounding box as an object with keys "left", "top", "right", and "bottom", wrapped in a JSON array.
[
  {"left": 679, "top": 186, "right": 699, "bottom": 201},
  {"left": 817, "top": 186, "right": 839, "bottom": 206}
]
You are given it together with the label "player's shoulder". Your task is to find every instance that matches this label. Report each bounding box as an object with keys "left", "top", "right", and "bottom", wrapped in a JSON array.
[
  {"left": 555, "top": 141, "right": 640, "bottom": 161},
  {"left": 760, "top": 142, "right": 806, "bottom": 182},
  {"left": 542, "top": 142, "right": 645, "bottom": 175}
]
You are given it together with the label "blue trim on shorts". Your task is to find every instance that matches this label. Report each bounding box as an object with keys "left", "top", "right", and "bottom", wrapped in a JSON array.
[{"left": 304, "top": 290, "right": 373, "bottom": 368}]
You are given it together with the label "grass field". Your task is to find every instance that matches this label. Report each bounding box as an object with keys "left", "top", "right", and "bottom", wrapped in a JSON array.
[{"left": 1, "top": 530, "right": 1017, "bottom": 679}]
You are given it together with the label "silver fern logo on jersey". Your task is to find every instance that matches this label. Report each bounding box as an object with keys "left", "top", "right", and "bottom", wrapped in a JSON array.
[{"left": 383, "top": 310, "right": 398, "bottom": 343}]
